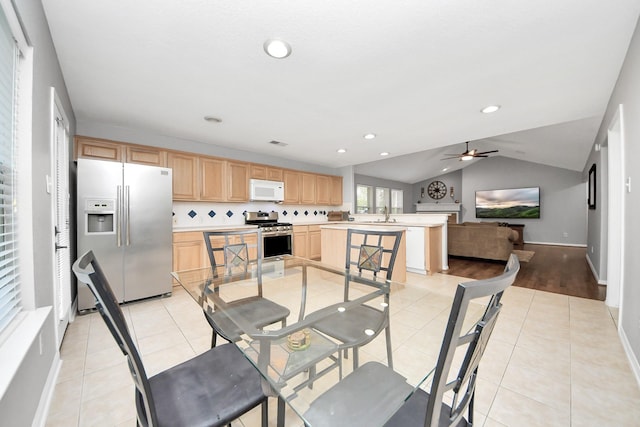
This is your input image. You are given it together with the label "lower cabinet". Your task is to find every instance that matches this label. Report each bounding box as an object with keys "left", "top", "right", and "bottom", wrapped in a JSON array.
[
  {"left": 173, "top": 232, "right": 208, "bottom": 275},
  {"left": 293, "top": 225, "right": 321, "bottom": 260}
]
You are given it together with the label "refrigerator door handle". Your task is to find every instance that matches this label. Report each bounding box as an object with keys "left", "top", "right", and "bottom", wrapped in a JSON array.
[
  {"left": 125, "top": 185, "right": 131, "bottom": 246},
  {"left": 116, "top": 185, "right": 122, "bottom": 247}
]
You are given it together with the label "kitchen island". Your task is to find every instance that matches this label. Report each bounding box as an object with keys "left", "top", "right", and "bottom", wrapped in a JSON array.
[{"left": 320, "top": 223, "right": 407, "bottom": 282}]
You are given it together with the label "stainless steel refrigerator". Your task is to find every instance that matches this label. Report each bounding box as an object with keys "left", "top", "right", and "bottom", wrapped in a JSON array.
[{"left": 77, "top": 158, "right": 173, "bottom": 311}]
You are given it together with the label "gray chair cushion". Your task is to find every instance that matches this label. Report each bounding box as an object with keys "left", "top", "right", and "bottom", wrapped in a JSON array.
[
  {"left": 383, "top": 388, "right": 469, "bottom": 427},
  {"left": 312, "top": 304, "right": 384, "bottom": 344},
  {"left": 304, "top": 361, "right": 413, "bottom": 427},
  {"left": 149, "top": 343, "right": 266, "bottom": 427},
  {"left": 209, "top": 296, "right": 290, "bottom": 340}
]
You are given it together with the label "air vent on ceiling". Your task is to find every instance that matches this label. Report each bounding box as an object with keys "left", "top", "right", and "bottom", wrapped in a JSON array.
[{"left": 269, "top": 140, "right": 288, "bottom": 147}]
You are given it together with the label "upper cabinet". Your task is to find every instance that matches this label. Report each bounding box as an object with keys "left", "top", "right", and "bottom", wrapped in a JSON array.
[
  {"left": 76, "top": 136, "right": 167, "bottom": 166},
  {"left": 283, "top": 170, "right": 301, "bottom": 204},
  {"left": 199, "top": 157, "right": 226, "bottom": 201},
  {"left": 126, "top": 145, "right": 167, "bottom": 166},
  {"left": 250, "top": 164, "right": 283, "bottom": 181},
  {"left": 227, "top": 161, "right": 249, "bottom": 202},
  {"left": 75, "top": 135, "right": 342, "bottom": 204},
  {"left": 167, "top": 152, "right": 198, "bottom": 200},
  {"left": 316, "top": 175, "right": 331, "bottom": 205},
  {"left": 300, "top": 173, "right": 316, "bottom": 205},
  {"left": 75, "top": 136, "right": 122, "bottom": 162},
  {"left": 200, "top": 158, "right": 249, "bottom": 202},
  {"left": 330, "top": 175, "right": 343, "bottom": 206}
]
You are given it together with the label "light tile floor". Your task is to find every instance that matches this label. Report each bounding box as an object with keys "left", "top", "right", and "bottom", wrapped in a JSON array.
[{"left": 45, "top": 271, "right": 640, "bottom": 427}]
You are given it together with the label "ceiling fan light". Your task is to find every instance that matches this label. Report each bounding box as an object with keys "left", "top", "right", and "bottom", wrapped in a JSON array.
[{"left": 461, "top": 155, "right": 474, "bottom": 161}]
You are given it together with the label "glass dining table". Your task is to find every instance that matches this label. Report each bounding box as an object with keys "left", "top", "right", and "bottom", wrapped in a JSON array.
[{"left": 172, "top": 255, "right": 436, "bottom": 427}]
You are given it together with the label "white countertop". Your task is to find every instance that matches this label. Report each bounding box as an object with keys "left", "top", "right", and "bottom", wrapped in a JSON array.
[{"left": 173, "top": 224, "right": 258, "bottom": 233}]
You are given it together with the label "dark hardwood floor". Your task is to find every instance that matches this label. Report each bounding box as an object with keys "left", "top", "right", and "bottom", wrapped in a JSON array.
[{"left": 444, "top": 244, "right": 605, "bottom": 300}]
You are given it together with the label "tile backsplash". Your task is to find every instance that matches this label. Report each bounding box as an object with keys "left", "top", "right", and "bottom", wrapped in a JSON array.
[{"left": 173, "top": 201, "right": 351, "bottom": 228}]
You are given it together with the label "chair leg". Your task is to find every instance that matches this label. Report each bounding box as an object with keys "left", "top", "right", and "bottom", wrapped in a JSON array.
[
  {"left": 261, "top": 399, "right": 268, "bottom": 427},
  {"left": 211, "top": 329, "right": 218, "bottom": 348},
  {"left": 353, "top": 347, "right": 359, "bottom": 371},
  {"left": 385, "top": 324, "right": 393, "bottom": 369}
]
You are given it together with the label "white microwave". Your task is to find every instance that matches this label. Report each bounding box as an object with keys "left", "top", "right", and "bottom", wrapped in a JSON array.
[{"left": 249, "top": 179, "right": 285, "bottom": 202}]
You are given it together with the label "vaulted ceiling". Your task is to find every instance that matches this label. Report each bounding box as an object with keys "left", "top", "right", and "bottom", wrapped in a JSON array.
[{"left": 42, "top": 0, "right": 640, "bottom": 183}]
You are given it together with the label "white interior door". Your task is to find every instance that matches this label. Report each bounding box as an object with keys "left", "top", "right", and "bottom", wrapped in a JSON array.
[{"left": 51, "top": 88, "right": 71, "bottom": 347}]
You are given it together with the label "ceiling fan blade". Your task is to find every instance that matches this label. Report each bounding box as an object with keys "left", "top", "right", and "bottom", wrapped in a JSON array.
[
  {"left": 475, "top": 150, "right": 499, "bottom": 155},
  {"left": 443, "top": 153, "right": 462, "bottom": 156},
  {"left": 440, "top": 156, "right": 461, "bottom": 160},
  {"left": 473, "top": 155, "right": 489, "bottom": 158}
]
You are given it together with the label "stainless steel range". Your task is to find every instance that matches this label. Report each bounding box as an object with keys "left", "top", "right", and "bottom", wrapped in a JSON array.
[{"left": 245, "top": 212, "right": 293, "bottom": 257}]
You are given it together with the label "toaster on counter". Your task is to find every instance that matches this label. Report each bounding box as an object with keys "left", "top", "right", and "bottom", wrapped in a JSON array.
[{"left": 327, "top": 211, "right": 350, "bottom": 221}]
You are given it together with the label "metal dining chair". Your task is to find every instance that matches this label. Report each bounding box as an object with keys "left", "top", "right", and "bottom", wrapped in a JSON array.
[
  {"left": 203, "top": 229, "right": 290, "bottom": 347},
  {"left": 309, "top": 228, "right": 403, "bottom": 370},
  {"left": 72, "top": 250, "right": 268, "bottom": 427},
  {"left": 303, "top": 254, "right": 520, "bottom": 427}
]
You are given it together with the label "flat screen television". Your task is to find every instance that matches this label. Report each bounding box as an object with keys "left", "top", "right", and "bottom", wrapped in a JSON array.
[{"left": 475, "top": 187, "right": 540, "bottom": 219}]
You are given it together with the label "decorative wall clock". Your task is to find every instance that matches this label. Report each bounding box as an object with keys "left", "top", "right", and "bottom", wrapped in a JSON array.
[{"left": 427, "top": 180, "right": 447, "bottom": 200}]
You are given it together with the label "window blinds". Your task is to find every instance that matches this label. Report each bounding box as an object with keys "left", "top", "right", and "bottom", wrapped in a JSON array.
[{"left": 0, "top": 7, "right": 21, "bottom": 334}]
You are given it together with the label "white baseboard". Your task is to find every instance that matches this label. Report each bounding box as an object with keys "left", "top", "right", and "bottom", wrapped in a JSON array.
[
  {"left": 585, "top": 253, "right": 607, "bottom": 285},
  {"left": 525, "top": 241, "right": 587, "bottom": 248},
  {"left": 33, "top": 352, "right": 61, "bottom": 427},
  {"left": 619, "top": 326, "right": 640, "bottom": 391}
]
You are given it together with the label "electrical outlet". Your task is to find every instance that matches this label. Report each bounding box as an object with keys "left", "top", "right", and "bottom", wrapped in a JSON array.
[
  {"left": 563, "top": 232, "right": 568, "bottom": 238},
  {"left": 591, "top": 246, "right": 594, "bottom": 254}
]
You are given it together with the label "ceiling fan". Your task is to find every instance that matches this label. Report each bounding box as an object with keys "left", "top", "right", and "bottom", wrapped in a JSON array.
[{"left": 441, "top": 141, "right": 499, "bottom": 161}]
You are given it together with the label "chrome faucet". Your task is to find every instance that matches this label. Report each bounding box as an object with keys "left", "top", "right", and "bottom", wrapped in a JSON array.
[{"left": 383, "top": 206, "right": 390, "bottom": 223}]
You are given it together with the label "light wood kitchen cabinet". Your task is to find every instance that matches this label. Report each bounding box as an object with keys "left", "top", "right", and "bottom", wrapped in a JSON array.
[
  {"left": 293, "top": 225, "right": 308, "bottom": 258},
  {"left": 315, "top": 175, "right": 331, "bottom": 205},
  {"left": 227, "top": 161, "right": 250, "bottom": 202},
  {"left": 293, "top": 225, "right": 321, "bottom": 260},
  {"left": 200, "top": 157, "right": 226, "bottom": 201},
  {"left": 330, "top": 175, "right": 343, "bottom": 206},
  {"left": 283, "top": 170, "right": 301, "bottom": 204},
  {"left": 250, "top": 164, "right": 283, "bottom": 181},
  {"left": 125, "top": 145, "right": 167, "bottom": 166},
  {"left": 75, "top": 136, "right": 122, "bottom": 162},
  {"left": 168, "top": 152, "right": 198, "bottom": 200},
  {"left": 308, "top": 225, "right": 322, "bottom": 260},
  {"left": 172, "top": 232, "right": 208, "bottom": 273},
  {"left": 300, "top": 173, "right": 316, "bottom": 205}
]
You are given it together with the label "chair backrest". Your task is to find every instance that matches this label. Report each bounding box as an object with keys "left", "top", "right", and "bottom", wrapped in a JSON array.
[
  {"left": 345, "top": 228, "right": 404, "bottom": 281},
  {"left": 425, "top": 254, "right": 520, "bottom": 427},
  {"left": 203, "top": 229, "right": 264, "bottom": 287},
  {"left": 72, "top": 250, "right": 157, "bottom": 427}
]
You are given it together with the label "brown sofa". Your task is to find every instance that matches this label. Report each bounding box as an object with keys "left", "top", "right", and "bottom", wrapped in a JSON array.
[{"left": 447, "top": 222, "right": 518, "bottom": 261}]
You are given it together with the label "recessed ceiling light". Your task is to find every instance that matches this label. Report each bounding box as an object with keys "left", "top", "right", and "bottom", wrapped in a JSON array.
[
  {"left": 204, "top": 116, "right": 222, "bottom": 123},
  {"left": 337, "top": 148, "right": 346, "bottom": 153},
  {"left": 442, "top": 167, "right": 449, "bottom": 172},
  {"left": 380, "top": 152, "right": 389, "bottom": 156},
  {"left": 264, "top": 39, "right": 292, "bottom": 59},
  {"left": 363, "top": 133, "right": 376, "bottom": 140},
  {"left": 481, "top": 105, "right": 501, "bottom": 114}
]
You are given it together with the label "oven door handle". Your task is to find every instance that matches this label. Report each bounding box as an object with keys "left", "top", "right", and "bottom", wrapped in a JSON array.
[{"left": 263, "top": 232, "right": 293, "bottom": 238}]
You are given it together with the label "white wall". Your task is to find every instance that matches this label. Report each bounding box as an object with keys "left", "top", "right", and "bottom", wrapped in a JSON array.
[
  {"left": 592, "top": 16, "right": 640, "bottom": 380},
  {"left": 0, "top": 0, "right": 76, "bottom": 425}
]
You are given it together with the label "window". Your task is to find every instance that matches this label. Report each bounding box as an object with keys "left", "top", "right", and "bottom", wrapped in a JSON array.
[
  {"left": 356, "top": 185, "right": 373, "bottom": 213},
  {"left": 0, "top": 6, "right": 22, "bottom": 334},
  {"left": 391, "top": 189, "right": 403, "bottom": 214},
  {"left": 375, "top": 187, "right": 389, "bottom": 214},
  {"left": 357, "top": 183, "right": 404, "bottom": 215}
]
